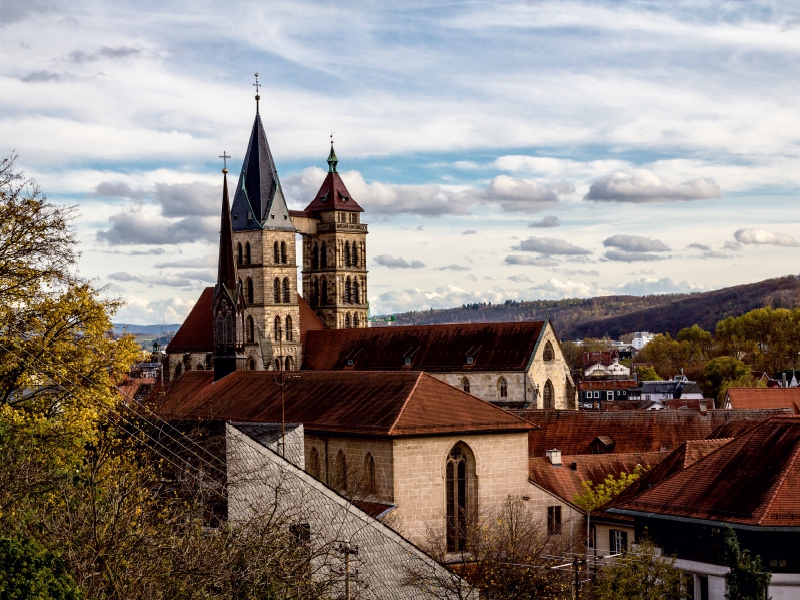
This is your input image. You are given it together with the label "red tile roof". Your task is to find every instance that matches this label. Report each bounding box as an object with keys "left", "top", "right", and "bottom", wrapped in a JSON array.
[
  {"left": 613, "top": 417, "right": 800, "bottom": 527},
  {"left": 303, "top": 321, "right": 546, "bottom": 372},
  {"left": 514, "top": 409, "right": 788, "bottom": 456},
  {"left": 167, "top": 287, "right": 215, "bottom": 353},
  {"left": 579, "top": 380, "right": 639, "bottom": 391},
  {"left": 298, "top": 295, "right": 325, "bottom": 350},
  {"left": 152, "top": 370, "right": 533, "bottom": 437},
  {"left": 725, "top": 387, "right": 800, "bottom": 414},
  {"left": 529, "top": 452, "right": 666, "bottom": 508},
  {"left": 303, "top": 171, "right": 364, "bottom": 213}
]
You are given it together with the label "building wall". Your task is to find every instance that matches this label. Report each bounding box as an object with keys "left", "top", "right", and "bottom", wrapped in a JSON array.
[
  {"left": 165, "top": 351, "right": 211, "bottom": 381},
  {"left": 434, "top": 372, "right": 526, "bottom": 403},
  {"left": 526, "top": 482, "right": 585, "bottom": 542},
  {"left": 527, "top": 322, "right": 577, "bottom": 410},
  {"left": 391, "top": 432, "right": 530, "bottom": 544}
]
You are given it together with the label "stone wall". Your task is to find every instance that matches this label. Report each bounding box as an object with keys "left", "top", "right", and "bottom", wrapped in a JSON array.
[
  {"left": 433, "top": 372, "right": 527, "bottom": 403},
  {"left": 526, "top": 322, "right": 577, "bottom": 409}
]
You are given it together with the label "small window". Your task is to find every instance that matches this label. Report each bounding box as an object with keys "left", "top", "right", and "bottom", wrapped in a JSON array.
[
  {"left": 274, "top": 315, "right": 281, "bottom": 341},
  {"left": 282, "top": 277, "right": 290, "bottom": 303},
  {"left": 346, "top": 359, "right": 354, "bottom": 367},
  {"left": 281, "top": 241, "right": 287, "bottom": 264},
  {"left": 609, "top": 529, "right": 628, "bottom": 554},
  {"left": 499, "top": 377, "right": 508, "bottom": 398},
  {"left": 247, "top": 211, "right": 253, "bottom": 222},
  {"left": 543, "top": 380, "right": 554, "bottom": 409},
  {"left": 607, "top": 391, "right": 613, "bottom": 401},
  {"left": 247, "top": 357, "right": 255, "bottom": 370},
  {"left": 543, "top": 340, "right": 555, "bottom": 362},
  {"left": 285, "top": 315, "right": 293, "bottom": 342},
  {"left": 363, "top": 454, "right": 376, "bottom": 495},
  {"left": 594, "top": 391, "right": 600, "bottom": 399},
  {"left": 233, "top": 214, "right": 239, "bottom": 220},
  {"left": 273, "top": 241, "right": 280, "bottom": 264},
  {"left": 404, "top": 356, "right": 411, "bottom": 366},
  {"left": 462, "top": 378, "right": 470, "bottom": 393},
  {"left": 246, "top": 316, "right": 255, "bottom": 344},
  {"left": 273, "top": 278, "right": 281, "bottom": 303},
  {"left": 466, "top": 355, "right": 474, "bottom": 365},
  {"left": 246, "top": 278, "right": 254, "bottom": 304},
  {"left": 237, "top": 243, "right": 243, "bottom": 265},
  {"left": 547, "top": 506, "right": 562, "bottom": 535},
  {"left": 245, "top": 242, "right": 251, "bottom": 265}
]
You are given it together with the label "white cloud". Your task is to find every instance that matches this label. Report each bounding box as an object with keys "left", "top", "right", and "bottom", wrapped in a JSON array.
[
  {"left": 733, "top": 228, "right": 799, "bottom": 247},
  {"left": 457, "top": 175, "right": 559, "bottom": 213},
  {"left": 504, "top": 255, "right": 560, "bottom": 267},
  {"left": 375, "top": 284, "right": 515, "bottom": 314},
  {"left": 584, "top": 169, "right": 721, "bottom": 204},
  {"left": 603, "top": 250, "right": 665, "bottom": 263},
  {"left": 529, "top": 215, "right": 560, "bottom": 228},
  {"left": 115, "top": 295, "right": 200, "bottom": 325},
  {"left": 508, "top": 274, "right": 533, "bottom": 282},
  {"left": 515, "top": 237, "right": 591, "bottom": 255},
  {"left": 373, "top": 254, "right": 426, "bottom": 269},
  {"left": 615, "top": 277, "right": 704, "bottom": 295},
  {"left": 436, "top": 264, "right": 470, "bottom": 271},
  {"left": 529, "top": 278, "right": 599, "bottom": 298},
  {"left": 603, "top": 235, "right": 670, "bottom": 252},
  {"left": 154, "top": 254, "right": 216, "bottom": 268}
]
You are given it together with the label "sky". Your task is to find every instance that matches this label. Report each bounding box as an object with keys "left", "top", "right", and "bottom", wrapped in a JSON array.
[{"left": 2, "top": 0, "right": 800, "bottom": 324}]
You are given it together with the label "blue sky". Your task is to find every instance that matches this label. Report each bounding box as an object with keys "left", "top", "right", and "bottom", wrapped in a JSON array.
[{"left": 2, "top": 0, "right": 800, "bottom": 324}]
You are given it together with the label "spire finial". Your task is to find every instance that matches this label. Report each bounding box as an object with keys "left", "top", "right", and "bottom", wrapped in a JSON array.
[
  {"left": 219, "top": 151, "right": 230, "bottom": 174},
  {"left": 327, "top": 131, "right": 338, "bottom": 173},
  {"left": 253, "top": 72, "right": 261, "bottom": 114}
]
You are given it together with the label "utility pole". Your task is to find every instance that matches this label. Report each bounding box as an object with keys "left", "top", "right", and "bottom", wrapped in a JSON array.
[
  {"left": 337, "top": 540, "right": 359, "bottom": 599},
  {"left": 277, "top": 322, "right": 285, "bottom": 457}
]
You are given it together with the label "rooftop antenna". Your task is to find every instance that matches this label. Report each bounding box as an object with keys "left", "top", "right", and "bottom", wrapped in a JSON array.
[{"left": 253, "top": 73, "right": 261, "bottom": 114}]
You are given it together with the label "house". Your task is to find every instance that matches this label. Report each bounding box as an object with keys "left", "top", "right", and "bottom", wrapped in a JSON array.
[
  {"left": 608, "top": 417, "right": 800, "bottom": 600},
  {"left": 723, "top": 387, "right": 800, "bottom": 414},
  {"left": 583, "top": 351, "right": 616, "bottom": 368},
  {"left": 578, "top": 380, "right": 639, "bottom": 407},
  {"left": 632, "top": 332, "right": 654, "bottom": 350},
  {"left": 583, "top": 358, "right": 631, "bottom": 380},
  {"left": 630, "top": 375, "right": 704, "bottom": 403}
]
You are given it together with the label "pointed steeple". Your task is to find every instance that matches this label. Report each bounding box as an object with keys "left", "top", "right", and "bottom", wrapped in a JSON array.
[
  {"left": 216, "top": 171, "right": 236, "bottom": 293},
  {"left": 303, "top": 142, "right": 363, "bottom": 214},
  {"left": 327, "top": 137, "right": 338, "bottom": 173}
]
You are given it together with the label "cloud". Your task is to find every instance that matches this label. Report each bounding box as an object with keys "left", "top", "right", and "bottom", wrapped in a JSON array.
[
  {"left": 529, "top": 215, "right": 560, "bottom": 228},
  {"left": 458, "top": 175, "right": 559, "bottom": 213},
  {"left": 508, "top": 274, "right": 533, "bottom": 282},
  {"left": 108, "top": 270, "right": 214, "bottom": 287},
  {"left": 373, "top": 254, "right": 426, "bottom": 269},
  {"left": 436, "top": 264, "right": 470, "bottom": 271},
  {"left": 114, "top": 296, "right": 200, "bottom": 325},
  {"left": 616, "top": 277, "right": 704, "bottom": 295},
  {"left": 67, "top": 46, "right": 142, "bottom": 64},
  {"left": 96, "top": 212, "right": 218, "bottom": 245},
  {"left": 584, "top": 170, "right": 721, "bottom": 204},
  {"left": 603, "top": 250, "right": 664, "bottom": 262},
  {"left": 465, "top": 274, "right": 478, "bottom": 281},
  {"left": 603, "top": 235, "right": 671, "bottom": 252},
  {"left": 504, "top": 255, "right": 560, "bottom": 266},
  {"left": 514, "top": 237, "right": 591, "bottom": 255},
  {"left": 129, "top": 248, "right": 166, "bottom": 256},
  {"left": 687, "top": 243, "right": 734, "bottom": 259},
  {"left": 462, "top": 230, "right": 477, "bottom": 235},
  {"left": 154, "top": 254, "right": 216, "bottom": 269},
  {"left": 94, "top": 181, "right": 146, "bottom": 200},
  {"left": 529, "top": 278, "right": 598, "bottom": 298},
  {"left": 155, "top": 182, "right": 220, "bottom": 217},
  {"left": 722, "top": 241, "right": 742, "bottom": 251},
  {"left": 556, "top": 269, "right": 600, "bottom": 277},
  {"left": 687, "top": 243, "right": 710, "bottom": 251},
  {"left": 733, "top": 228, "right": 799, "bottom": 247},
  {"left": 375, "top": 284, "right": 514, "bottom": 313},
  {"left": 21, "top": 70, "right": 60, "bottom": 83},
  {"left": 0, "top": 0, "right": 57, "bottom": 25}
]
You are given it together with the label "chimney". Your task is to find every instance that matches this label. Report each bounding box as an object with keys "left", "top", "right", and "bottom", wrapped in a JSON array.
[
  {"left": 699, "top": 399, "right": 708, "bottom": 414},
  {"left": 546, "top": 449, "right": 562, "bottom": 467},
  {"left": 783, "top": 373, "right": 787, "bottom": 388}
]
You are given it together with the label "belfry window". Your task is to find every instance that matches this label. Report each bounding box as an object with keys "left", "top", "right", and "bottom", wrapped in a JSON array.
[
  {"left": 246, "top": 316, "right": 255, "bottom": 344},
  {"left": 345, "top": 242, "right": 351, "bottom": 267},
  {"left": 321, "top": 243, "right": 327, "bottom": 268},
  {"left": 345, "top": 313, "right": 351, "bottom": 328},
  {"left": 353, "top": 279, "right": 360, "bottom": 304},
  {"left": 273, "top": 241, "right": 280, "bottom": 264},
  {"left": 282, "top": 277, "right": 290, "bottom": 303},
  {"left": 246, "top": 278, "right": 254, "bottom": 304},
  {"left": 345, "top": 277, "right": 352, "bottom": 303},
  {"left": 245, "top": 242, "right": 251, "bottom": 265},
  {"left": 322, "top": 279, "right": 328, "bottom": 305},
  {"left": 285, "top": 315, "right": 293, "bottom": 341},
  {"left": 312, "top": 244, "right": 319, "bottom": 269},
  {"left": 280, "top": 241, "right": 287, "bottom": 264},
  {"left": 273, "top": 278, "right": 280, "bottom": 303},
  {"left": 352, "top": 243, "right": 358, "bottom": 267},
  {"left": 446, "top": 443, "right": 473, "bottom": 552},
  {"left": 237, "top": 243, "right": 243, "bottom": 266}
]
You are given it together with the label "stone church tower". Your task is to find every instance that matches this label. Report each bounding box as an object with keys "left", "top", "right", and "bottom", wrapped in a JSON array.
[
  {"left": 299, "top": 143, "right": 368, "bottom": 329},
  {"left": 229, "top": 95, "right": 301, "bottom": 370}
]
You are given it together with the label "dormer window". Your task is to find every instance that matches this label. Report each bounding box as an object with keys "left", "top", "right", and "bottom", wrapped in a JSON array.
[
  {"left": 341, "top": 196, "right": 348, "bottom": 202},
  {"left": 466, "top": 356, "right": 474, "bottom": 365},
  {"left": 404, "top": 357, "right": 412, "bottom": 366},
  {"left": 247, "top": 211, "right": 253, "bottom": 222},
  {"left": 346, "top": 359, "right": 354, "bottom": 367},
  {"left": 233, "top": 214, "right": 239, "bottom": 220}
]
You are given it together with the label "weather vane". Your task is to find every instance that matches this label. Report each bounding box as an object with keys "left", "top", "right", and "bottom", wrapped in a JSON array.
[
  {"left": 219, "top": 151, "right": 230, "bottom": 174},
  {"left": 253, "top": 72, "right": 261, "bottom": 114}
]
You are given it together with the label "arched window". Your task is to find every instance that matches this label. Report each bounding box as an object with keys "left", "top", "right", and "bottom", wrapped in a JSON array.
[
  {"left": 311, "top": 278, "right": 319, "bottom": 306},
  {"left": 335, "top": 450, "right": 347, "bottom": 492},
  {"left": 308, "top": 448, "right": 320, "bottom": 479},
  {"left": 345, "top": 313, "right": 351, "bottom": 328},
  {"left": 353, "top": 279, "right": 360, "bottom": 304},
  {"left": 363, "top": 454, "right": 376, "bottom": 495},
  {"left": 284, "top": 356, "right": 293, "bottom": 371},
  {"left": 499, "top": 377, "right": 508, "bottom": 398},
  {"left": 273, "top": 278, "right": 281, "bottom": 303},
  {"left": 462, "top": 377, "right": 470, "bottom": 393},
  {"left": 321, "top": 243, "right": 327, "bottom": 267},
  {"left": 247, "top": 357, "right": 255, "bottom": 370},
  {"left": 543, "top": 340, "right": 555, "bottom": 362},
  {"left": 344, "top": 242, "right": 351, "bottom": 267},
  {"left": 352, "top": 243, "right": 358, "bottom": 267},
  {"left": 322, "top": 279, "right": 328, "bottom": 305},
  {"left": 174, "top": 363, "right": 183, "bottom": 379},
  {"left": 245, "top": 242, "right": 251, "bottom": 265},
  {"left": 543, "top": 380, "right": 555, "bottom": 409},
  {"left": 312, "top": 243, "right": 319, "bottom": 269},
  {"left": 280, "top": 241, "right": 287, "bottom": 264},
  {"left": 352, "top": 313, "right": 359, "bottom": 328},
  {"left": 274, "top": 315, "right": 282, "bottom": 341},
  {"left": 273, "top": 241, "right": 280, "bottom": 264},
  {"left": 282, "top": 277, "right": 290, "bottom": 303},
  {"left": 237, "top": 243, "right": 243, "bottom": 265},
  {"left": 246, "top": 316, "right": 255, "bottom": 343},
  {"left": 446, "top": 443, "right": 474, "bottom": 552},
  {"left": 215, "top": 313, "right": 224, "bottom": 346},
  {"left": 345, "top": 277, "right": 352, "bottom": 303},
  {"left": 246, "top": 278, "right": 254, "bottom": 304},
  {"left": 285, "top": 315, "right": 293, "bottom": 341}
]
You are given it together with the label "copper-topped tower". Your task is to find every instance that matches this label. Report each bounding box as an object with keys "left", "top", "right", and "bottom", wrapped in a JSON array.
[{"left": 300, "top": 140, "right": 368, "bottom": 329}]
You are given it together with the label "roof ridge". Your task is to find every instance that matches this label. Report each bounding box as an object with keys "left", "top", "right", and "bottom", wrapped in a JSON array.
[
  {"left": 756, "top": 432, "right": 800, "bottom": 525},
  {"left": 387, "top": 371, "right": 424, "bottom": 435}
]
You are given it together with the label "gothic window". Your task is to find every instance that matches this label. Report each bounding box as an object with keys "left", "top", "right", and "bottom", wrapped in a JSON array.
[
  {"left": 345, "top": 313, "right": 351, "bottom": 328},
  {"left": 285, "top": 356, "right": 293, "bottom": 371},
  {"left": 322, "top": 279, "right": 328, "bottom": 305},
  {"left": 446, "top": 443, "right": 473, "bottom": 552},
  {"left": 273, "top": 278, "right": 281, "bottom": 303},
  {"left": 352, "top": 243, "right": 358, "bottom": 267},
  {"left": 353, "top": 279, "right": 360, "bottom": 304},
  {"left": 499, "top": 377, "right": 508, "bottom": 398},
  {"left": 543, "top": 379, "right": 555, "bottom": 409},
  {"left": 237, "top": 243, "right": 243, "bottom": 266},
  {"left": 363, "top": 454, "right": 376, "bottom": 495},
  {"left": 246, "top": 316, "right": 255, "bottom": 343},
  {"left": 245, "top": 242, "right": 251, "bottom": 265},
  {"left": 273, "top": 241, "right": 279, "bottom": 264},
  {"left": 461, "top": 377, "right": 470, "bottom": 393},
  {"left": 285, "top": 315, "right": 293, "bottom": 341},
  {"left": 345, "top": 242, "right": 351, "bottom": 267},
  {"left": 312, "top": 243, "right": 319, "bottom": 269},
  {"left": 543, "top": 340, "right": 555, "bottom": 362},
  {"left": 311, "top": 278, "right": 319, "bottom": 306},
  {"left": 335, "top": 450, "right": 347, "bottom": 492},
  {"left": 274, "top": 315, "right": 282, "bottom": 341},
  {"left": 352, "top": 313, "right": 359, "bottom": 328},
  {"left": 321, "top": 243, "right": 327, "bottom": 267},
  {"left": 282, "top": 277, "right": 290, "bottom": 303},
  {"left": 215, "top": 313, "right": 223, "bottom": 346},
  {"left": 224, "top": 311, "right": 233, "bottom": 345},
  {"left": 246, "top": 278, "right": 254, "bottom": 304},
  {"left": 280, "top": 241, "right": 287, "bottom": 264},
  {"left": 308, "top": 448, "right": 320, "bottom": 478},
  {"left": 247, "top": 357, "right": 255, "bottom": 371},
  {"left": 345, "top": 277, "right": 352, "bottom": 303}
]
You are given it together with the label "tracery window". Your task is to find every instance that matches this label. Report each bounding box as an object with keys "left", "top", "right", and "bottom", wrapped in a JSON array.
[
  {"left": 273, "top": 241, "right": 279, "bottom": 264},
  {"left": 353, "top": 279, "right": 360, "bottom": 304},
  {"left": 543, "top": 340, "right": 555, "bottom": 362},
  {"left": 363, "top": 454, "right": 376, "bottom": 495},
  {"left": 461, "top": 377, "right": 470, "bottom": 393},
  {"left": 274, "top": 315, "right": 282, "bottom": 341},
  {"left": 345, "top": 277, "right": 352, "bottom": 303},
  {"left": 543, "top": 379, "right": 555, "bottom": 409},
  {"left": 446, "top": 444, "right": 473, "bottom": 552},
  {"left": 245, "top": 242, "right": 251, "bottom": 265},
  {"left": 352, "top": 243, "right": 358, "bottom": 267},
  {"left": 345, "top": 242, "right": 351, "bottom": 267},
  {"left": 285, "top": 315, "right": 293, "bottom": 342}
]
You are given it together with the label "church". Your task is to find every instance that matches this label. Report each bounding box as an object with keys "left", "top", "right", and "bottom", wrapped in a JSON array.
[{"left": 164, "top": 90, "right": 577, "bottom": 410}]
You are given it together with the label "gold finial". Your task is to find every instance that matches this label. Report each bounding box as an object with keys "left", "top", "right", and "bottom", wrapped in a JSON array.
[
  {"left": 253, "top": 72, "right": 261, "bottom": 114},
  {"left": 219, "top": 151, "right": 230, "bottom": 174}
]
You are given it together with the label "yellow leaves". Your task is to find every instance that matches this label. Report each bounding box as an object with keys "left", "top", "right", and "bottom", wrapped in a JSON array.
[{"left": 574, "top": 465, "right": 648, "bottom": 511}]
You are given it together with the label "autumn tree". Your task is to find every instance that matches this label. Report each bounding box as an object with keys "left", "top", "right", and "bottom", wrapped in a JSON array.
[
  {"left": 573, "top": 465, "right": 648, "bottom": 512},
  {"left": 724, "top": 529, "right": 771, "bottom": 600}
]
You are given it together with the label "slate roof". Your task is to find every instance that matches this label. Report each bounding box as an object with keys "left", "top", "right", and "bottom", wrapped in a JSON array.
[
  {"left": 303, "top": 170, "right": 364, "bottom": 214},
  {"left": 640, "top": 380, "right": 703, "bottom": 397},
  {"left": 611, "top": 417, "right": 800, "bottom": 527},
  {"left": 515, "top": 409, "right": 788, "bottom": 456},
  {"left": 303, "top": 321, "right": 547, "bottom": 372},
  {"left": 725, "top": 387, "right": 800, "bottom": 414},
  {"left": 166, "top": 287, "right": 215, "bottom": 353},
  {"left": 216, "top": 173, "right": 237, "bottom": 294},
  {"left": 152, "top": 370, "right": 533, "bottom": 437}
]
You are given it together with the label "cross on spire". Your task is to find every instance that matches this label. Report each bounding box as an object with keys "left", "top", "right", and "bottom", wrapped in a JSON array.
[
  {"left": 219, "top": 151, "right": 231, "bottom": 174},
  {"left": 253, "top": 72, "right": 261, "bottom": 114}
]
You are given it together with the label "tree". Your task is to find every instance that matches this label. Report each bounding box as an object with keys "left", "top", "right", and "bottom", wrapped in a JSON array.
[
  {"left": 704, "top": 357, "right": 750, "bottom": 406},
  {"left": 635, "top": 365, "right": 661, "bottom": 381},
  {"left": 724, "top": 529, "right": 771, "bottom": 600},
  {"left": 573, "top": 465, "right": 648, "bottom": 512},
  {"left": 0, "top": 535, "right": 84, "bottom": 600},
  {"left": 591, "top": 539, "right": 687, "bottom": 600}
]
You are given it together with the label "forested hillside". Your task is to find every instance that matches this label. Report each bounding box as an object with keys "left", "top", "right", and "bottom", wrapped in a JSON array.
[{"left": 392, "top": 275, "right": 800, "bottom": 338}]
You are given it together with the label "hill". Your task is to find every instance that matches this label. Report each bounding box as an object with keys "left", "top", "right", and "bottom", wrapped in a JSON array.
[
  {"left": 113, "top": 323, "right": 182, "bottom": 335},
  {"left": 391, "top": 275, "right": 800, "bottom": 338}
]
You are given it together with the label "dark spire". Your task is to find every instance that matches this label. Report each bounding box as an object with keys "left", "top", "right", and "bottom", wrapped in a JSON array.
[
  {"left": 216, "top": 169, "right": 236, "bottom": 293},
  {"left": 327, "top": 135, "right": 338, "bottom": 173},
  {"left": 253, "top": 72, "right": 261, "bottom": 115}
]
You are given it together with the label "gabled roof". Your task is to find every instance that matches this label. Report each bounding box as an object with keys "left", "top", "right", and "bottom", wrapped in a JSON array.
[
  {"left": 298, "top": 295, "right": 325, "bottom": 350},
  {"left": 725, "top": 387, "right": 800, "bottom": 414},
  {"left": 515, "top": 409, "right": 789, "bottom": 456},
  {"left": 231, "top": 114, "right": 294, "bottom": 231},
  {"left": 166, "top": 287, "right": 215, "bottom": 353},
  {"left": 303, "top": 322, "right": 546, "bottom": 372},
  {"left": 579, "top": 380, "right": 639, "bottom": 391},
  {"left": 152, "top": 370, "right": 533, "bottom": 437},
  {"left": 302, "top": 144, "right": 363, "bottom": 214},
  {"left": 612, "top": 417, "right": 800, "bottom": 527}
]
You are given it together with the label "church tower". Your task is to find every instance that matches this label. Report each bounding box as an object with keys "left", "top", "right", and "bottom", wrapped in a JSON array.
[
  {"left": 229, "top": 88, "right": 301, "bottom": 370},
  {"left": 301, "top": 142, "right": 368, "bottom": 329},
  {"left": 212, "top": 167, "right": 245, "bottom": 381}
]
